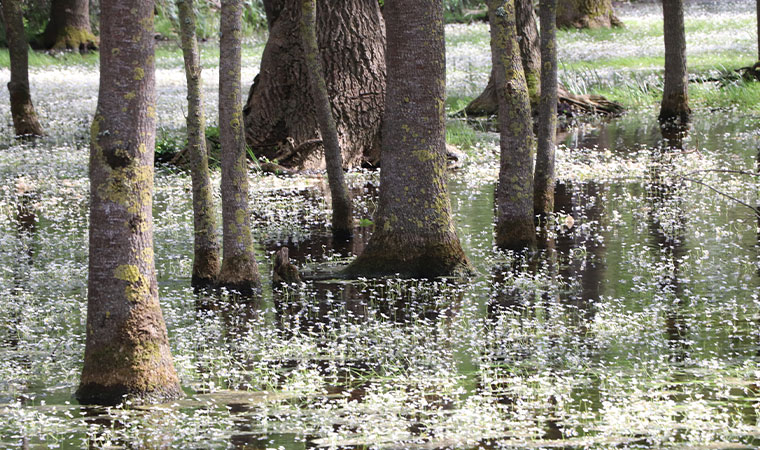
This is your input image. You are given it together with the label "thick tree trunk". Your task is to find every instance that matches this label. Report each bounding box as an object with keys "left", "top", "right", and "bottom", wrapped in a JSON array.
[
  {"left": 78, "top": 0, "right": 182, "bottom": 406},
  {"left": 534, "top": 0, "right": 559, "bottom": 216},
  {"left": 344, "top": 0, "right": 472, "bottom": 279},
  {"left": 556, "top": 0, "right": 621, "bottom": 29},
  {"left": 463, "top": 0, "right": 540, "bottom": 116},
  {"left": 659, "top": 0, "right": 690, "bottom": 124},
  {"left": 491, "top": 0, "right": 537, "bottom": 250},
  {"left": 41, "top": 0, "right": 97, "bottom": 51},
  {"left": 1, "top": 0, "right": 45, "bottom": 137},
  {"left": 217, "top": 0, "right": 262, "bottom": 294},
  {"left": 177, "top": 0, "right": 221, "bottom": 288},
  {"left": 299, "top": 0, "right": 353, "bottom": 238},
  {"left": 243, "top": 0, "right": 385, "bottom": 170}
]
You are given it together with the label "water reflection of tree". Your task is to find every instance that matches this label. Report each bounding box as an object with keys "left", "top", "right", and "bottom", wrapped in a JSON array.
[{"left": 649, "top": 123, "right": 689, "bottom": 361}]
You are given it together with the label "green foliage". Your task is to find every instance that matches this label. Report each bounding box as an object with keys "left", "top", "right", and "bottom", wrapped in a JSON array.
[
  {"left": 444, "top": 0, "right": 487, "bottom": 23},
  {"left": 445, "top": 120, "right": 479, "bottom": 150},
  {"left": 154, "top": 0, "right": 267, "bottom": 41}
]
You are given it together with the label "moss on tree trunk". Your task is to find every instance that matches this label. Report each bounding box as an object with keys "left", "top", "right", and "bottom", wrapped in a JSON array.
[
  {"left": 556, "top": 0, "right": 621, "bottom": 29},
  {"left": 41, "top": 0, "right": 98, "bottom": 52},
  {"left": 534, "top": 0, "right": 559, "bottom": 216},
  {"left": 343, "top": 0, "right": 472, "bottom": 279},
  {"left": 177, "top": 0, "right": 221, "bottom": 288},
  {"left": 490, "top": 0, "right": 537, "bottom": 250},
  {"left": 217, "top": 0, "right": 262, "bottom": 294},
  {"left": 78, "top": 0, "right": 181, "bottom": 406}
]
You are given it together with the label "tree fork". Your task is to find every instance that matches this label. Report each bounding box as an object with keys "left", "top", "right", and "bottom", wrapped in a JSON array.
[
  {"left": 177, "top": 0, "right": 221, "bottom": 288},
  {"left": 299, "top": 0, "right": 353, "bottom": 239}
]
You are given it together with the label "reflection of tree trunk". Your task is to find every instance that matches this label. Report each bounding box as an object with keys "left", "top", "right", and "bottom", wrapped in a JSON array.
[
  {"left": 41, "top": 0, "right": 97, "bottom": 52},
  {"left": 556, "top": 0, "right": 621, "bottom": 29},
  {"left": 243, "top": 0, "right": 385, "bottom": 170},
  {"left": 1, "top": 0, "right": 45, "bottom": 137},
  {"left": 491, "top": 0, "right": 536, "bottom": 250},
  {"left": 660, "top": 0, "right": 690, "bottom": 124},
  {"left": 78, "top": 0, "right": 181, "bottom": 406},
  {"left": 177, "top": 0, "right": 221, "bottom": 288},
  {"left": 343, "top": 0, "right": 472, "bottom": 278},
  {"left": 300, "top": 0, "right": 353, "bottom": 237}
]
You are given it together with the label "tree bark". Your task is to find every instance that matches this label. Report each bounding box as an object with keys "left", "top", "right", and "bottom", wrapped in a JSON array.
[
  {"left": 344, "top": 0, "right": 472, "bottom": 279},
  {"left": 1, "top": 0, "right": 45, "bottom": 137},
  {"left": 217, "top": 0, "right": 262, "bottom": 294},
  {"left": 41, "top": 0, "right": 98, "bottom": 51},
  {"left": 299, "top": 0, "right": 353, "bottom": 238},
  {"left": 78, "top": 0, "right": 182, "bottom": 406},
  {"left": 243, "top": 0, "right": 386, "bottom": 170},
  {"left": 659, "top": 0, "right": 690, "bottom": 124},
  {"left": 556, "top": 0, "right": 621, "bottom": 29},
  {"left": 490, "top": 0, "right": 537, "bottom": 250},
  {"left": 534, "top": 0, "right": 559, "bottom": 216},
  {"left": 177, "top": 0, "right": 221, "bottom": 288},
  {"left": 463, "top": 0, "right": 540, "bottom": 115}
]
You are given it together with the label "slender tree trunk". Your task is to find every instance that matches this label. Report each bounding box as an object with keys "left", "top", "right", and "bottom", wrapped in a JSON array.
[
  {"left": 177, "top": 0, "right": 221, "bottom": 288},
  {"left": 659, "top": 0, "right": 690, "bottom": 123},
  {"left": 41, "top": 0, "right": 97, "bottom": 51},
  {"left": 299, "top": 0, "right": 353, "bottom": 238},
  {"left": 243, "top": 0, "right": 385, "bottom": 170},
  {"left": 344, "top": 0, "right": 472, "bottom": 279},
  {"left": 1, "top": 0, "right": 45, "bottom": 137},
  {"left": 556, "top": 0, "right": 621, "bottom": 29},
  {"left": 463, "top": 0, "right": 540, "bottom": 115},
  {"left": 78, "top": 0, "right": 182, "bottom": 406},
  {"left": 217, "top": 0, "right": 262, "bottom": 294},
  {"left": 490, "top": 0, "right": 537, "bottom": 250},
  {"left": 534, "top": 0, "right": 559, "bottom": 216}
]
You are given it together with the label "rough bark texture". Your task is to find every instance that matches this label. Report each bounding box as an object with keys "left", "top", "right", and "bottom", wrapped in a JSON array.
[
  {"left": 491, "top": 0, "right": 537, "bottom": 250},
  {"left": 556, "top": 0, "right": 621, "bottom": 29},
  {"left": 299, "top": 0, "right": 353, "bottom": 238},
  {"left": 343, "top": 0, "right": 472, "bottom": 279},
  {"left": 78, "top": 0, "right": 182, "bottom": 406},
  {"left": 243, "top": 0, "right": 386, "bottom": 170},
  {"left": 177, "top": 0, "right": 221, "bottom": 288},
  {"left": 516, "top": 0, "right": 541, "bottom": 108},
  {"left": 463, "top": 0, "right": 540, "bottom": 116},
  {"left": 217, "top": 0, "right": 262, "bottom": 294},
  {"left": 659, "top": 0, "right": 690, "bottom": 124},
  {"left": 1, "top": 0, "right": 45, "bottom": 137},
  {"left": 41, "top": 0, "right": 97, "bottom": 51},
  {"left": 534, "top": 0, "right": 559, "bottom": 216}
]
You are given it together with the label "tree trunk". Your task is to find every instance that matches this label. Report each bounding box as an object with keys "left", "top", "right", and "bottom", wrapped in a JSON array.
[
  {"left": 490, "top": 0, "right": 537, "bottom": 250},
  {"left": 299, "top": 0, "right": 353, "bottom": 238},
  {"left": 556, "top": 0, "right": 621, "bottom": 29},
  {"left": 177, "top": 0, "right": 221, "bottom": 288},
  {"left": 534, "top": 0, "right": 559, "bottom": 216},
  {"left": 659, "top": 0, "right": 690, "bottom": 124},
  {"left": 41, "top": 0, "right": 98, "bottom": 51},
  {"left": 78, "top": 0, "right": 182, "bottom": 406},
  {"left": 463, "top": 0, "right": 540, "bottom": 115},
  {"left": 1, "top": 0, "right": 45, "bottom": 137},
  {"left": 343, "top": 0, "right": 472, "bottom": 279},
  {"left": 243, "top": 0, "right": 385, "bottom": 170},
  {"left": 217, "top": 0, "right": 262, "bottom": 294}
]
